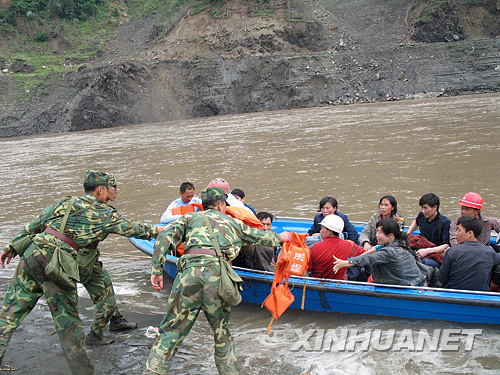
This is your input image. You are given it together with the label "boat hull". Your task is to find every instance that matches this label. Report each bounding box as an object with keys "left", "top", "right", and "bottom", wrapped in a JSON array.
[{"left": 130, "top": 217, "right": 500, "bottom": 325}]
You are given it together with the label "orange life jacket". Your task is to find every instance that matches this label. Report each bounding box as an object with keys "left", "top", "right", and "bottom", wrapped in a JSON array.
[
  {"left": 262, "top": 232, "right": 309, "bottom": 333},
  {"left": 225, "top": 206, "right": 263, "bottom": 229},
  {"left": 278, "top": 232, "right": 309, "bottom": 277},
  {"left": 171, "top": 203, "right": 262, "bottom": 229},
  {"left": 171, "top": 204, "right": 203, "bottom": 256},
  {"left": 171, "top": 203, "right": 203, "bottom": 216}
]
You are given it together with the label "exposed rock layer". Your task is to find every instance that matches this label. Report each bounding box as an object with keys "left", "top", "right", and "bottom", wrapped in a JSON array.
[{"left": 0, "top": 0, "right": 499, "bottom": 137}]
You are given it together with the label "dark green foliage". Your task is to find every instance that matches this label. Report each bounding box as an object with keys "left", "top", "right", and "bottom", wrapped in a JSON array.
[
  {"left": 416, "top": 1, "right": 452, "bottom": 25},
  {"left": 417, "top": 0, "right": 497, "bottom": 25},
  {"left": 35, "top": 30, "right": 48, "bottom": 41},
  {"left": 1, "top": 0, "right": 108, "bottom": 26},
  {"left": 10, "top": 0, "right": 49, "bottom": 14},
  {"left": 111, "top": 6, "right": 119, "bottom": 17}
]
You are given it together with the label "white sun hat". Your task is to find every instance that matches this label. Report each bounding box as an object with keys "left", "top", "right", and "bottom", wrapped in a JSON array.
[{"left": 320, "top": 214, "right": 344, "bottom": 235}]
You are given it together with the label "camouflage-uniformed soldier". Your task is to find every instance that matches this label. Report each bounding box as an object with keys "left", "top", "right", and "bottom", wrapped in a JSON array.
[
  {"left": 0, "top": 171, "right": 162, "bottom": 375},
  {"left": 144, "top": 187, "right": 290, "bottom": 375},
  {"left": 82, "top": 173, "right": 138, "bottom": 346}
]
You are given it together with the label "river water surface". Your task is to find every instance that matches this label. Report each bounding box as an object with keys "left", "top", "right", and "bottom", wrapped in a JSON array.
[{"left": 0, "top": 94, "right": 499, "bottom": 374}]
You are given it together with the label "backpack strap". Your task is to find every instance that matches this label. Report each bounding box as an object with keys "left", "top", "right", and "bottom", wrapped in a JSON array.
[
  {"left": 59, "top": 196, "right": 77, "bottom": 233},
  {"left": 43, "top": 196, "right": 79, "bottom": 251},
  {"left": 200, "top": 212, "right": 223, "bottom": 258}
]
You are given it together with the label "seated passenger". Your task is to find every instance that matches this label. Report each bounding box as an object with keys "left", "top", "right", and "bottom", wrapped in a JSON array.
[
  {"left": 239, "top": 212, "right": 279, "bottom": 272},
  {"left": 307, "top": 196, "right": 359, "bottom": 247},
  {"left": 308, "top": 214, "right": 365, "bottom": 280},
  {"left": 231, "top": 188, "right": 257, "bottom": 215},
  {"left": 407, "top": 193, "right": 451, "bottom": 268},
  {"left": 450, "top": 192, "right": 500, "bottom": 247},
  {"left": 439, "top": 216, "right": 500, "bottom": 291},
  {"left": 207, "top": 178, "right": 253, "bottom": 213},
  {"left": 333, "top": 218, "right": 426, "bottom": 286},
  {"left": 359, "top": 195, "right": 404, "bottom": 251},
  {"left": 160, "top": 182, "right": 201, "bottom": 224}
]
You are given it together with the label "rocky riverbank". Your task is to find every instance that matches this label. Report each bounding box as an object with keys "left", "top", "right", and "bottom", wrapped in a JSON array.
[{"left": 0, "top": 0, "right": 499, "bottom": 137}]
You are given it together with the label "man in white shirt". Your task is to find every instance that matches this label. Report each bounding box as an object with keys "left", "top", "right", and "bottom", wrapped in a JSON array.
[
  {"left": 207, "top": 178, "right": 253, "bottom": 213},
  {"left": 160, "top": 182, "right": 202, "bottom": 224}
]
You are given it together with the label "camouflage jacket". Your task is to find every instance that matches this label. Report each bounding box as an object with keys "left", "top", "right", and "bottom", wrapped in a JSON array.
[
  {"left": 152, "top": 209, "right": 282, "bottom": 275},
  {"left": 4, "top": 194, "right": 158, "bottom": 257}
]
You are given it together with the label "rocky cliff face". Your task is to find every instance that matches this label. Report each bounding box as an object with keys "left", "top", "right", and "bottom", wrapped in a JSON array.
[
  {"left": 408, "top": 0, "right": 500, "bottom": 43},
  {"left": 0, "top": 0, "right": 499, "bottom": 137}
]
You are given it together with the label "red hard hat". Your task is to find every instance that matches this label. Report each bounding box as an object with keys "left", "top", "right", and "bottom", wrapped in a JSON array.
[
  {"left": 208, "top": 178, "right": 230, "bottom": 194},
  {"left": 459, "top": 192, "right": 483, "bottom": 210}
]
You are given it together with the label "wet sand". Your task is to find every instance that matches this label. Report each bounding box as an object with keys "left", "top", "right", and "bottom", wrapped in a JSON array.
[{"left": 0, "top": 249, "right": 307, "bottom": 375}]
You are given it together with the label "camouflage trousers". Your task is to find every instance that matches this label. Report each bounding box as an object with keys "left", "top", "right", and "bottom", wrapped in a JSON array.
[
  {"left": 0, "top": 245, "right": 93, "bottom": 375},
  {"left": 144, "top": 261, "right": 240, "bottom": 375},
  {"left": 82, "top": 258, "right": 117, "bottom": 337}
]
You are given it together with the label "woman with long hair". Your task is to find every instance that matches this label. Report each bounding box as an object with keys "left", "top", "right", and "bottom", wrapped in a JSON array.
[
  {"left": 359, "top": 195, "right": 404, "bottom": 251},
  {"left": 333, "top": 218, "right": 425, "bottom": 286}
]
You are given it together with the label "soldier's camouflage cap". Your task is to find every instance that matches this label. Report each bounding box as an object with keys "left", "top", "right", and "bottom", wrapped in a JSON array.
[
  {"left": 84, "top": 170, "right": 119, "bottom": 188},
  {"left": 108, "top": 173, "right": 119, "bottom": 186},
  {"left": 201, "top": 187, "right": 226, "bottom": 203}
]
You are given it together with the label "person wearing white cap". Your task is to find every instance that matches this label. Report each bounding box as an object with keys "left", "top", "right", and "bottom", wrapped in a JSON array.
[
  {"left": 449, "top": 192, "right": 500, "bottom": 247},
  {"left": 207, "top": 178, "right": 253, "bottom": 214},
  {"left": 308, "top": 214, "right": 365, "bottom": 280}
]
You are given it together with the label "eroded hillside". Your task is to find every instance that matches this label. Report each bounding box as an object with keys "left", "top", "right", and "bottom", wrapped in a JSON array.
[{"left": 0, "top": 0, "right": 499, "bottom": 137}]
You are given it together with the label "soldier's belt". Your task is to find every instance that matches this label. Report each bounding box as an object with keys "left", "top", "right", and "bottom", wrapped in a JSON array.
[
  {"left": 184, "top": 248, "right": 227, "bottom": 259},
  {"left": 44, "top": 227, "right": 80, "bottom": 251}
]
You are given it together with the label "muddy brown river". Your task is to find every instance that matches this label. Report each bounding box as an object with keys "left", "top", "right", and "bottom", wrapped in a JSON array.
[{"left": 0, "top": 93, "right": 499, "bottom": 374}]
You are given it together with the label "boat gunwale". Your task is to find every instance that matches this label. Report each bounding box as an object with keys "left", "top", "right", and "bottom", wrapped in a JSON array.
[
  {"left": 131, "top": 244, "right": 500, "bottom": 309},
  {"left": 233, "top": 267, "right": 500, "bottom": 308},
  {"left": 128, "top": 215, "right": 500, "bottom": 311}
]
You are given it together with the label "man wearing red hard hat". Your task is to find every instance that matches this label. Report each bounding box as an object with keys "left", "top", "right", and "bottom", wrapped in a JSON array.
[
  {"left": 207, "top": 177, "right": 253, "bottom": 214},
  {"left": 449, "top": 192, "right": 500, "bottom": 247}
]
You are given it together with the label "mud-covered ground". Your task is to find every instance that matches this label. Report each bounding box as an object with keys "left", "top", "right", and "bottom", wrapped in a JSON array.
[
  {"left": 0, "top": 255, "right": 308, "bottom": 375},
  {"left": 2, "top": 303, "right": 160, "bottom": 374},
  {"left": 0, "top": 257, "right": 171, "bottom": 375}
]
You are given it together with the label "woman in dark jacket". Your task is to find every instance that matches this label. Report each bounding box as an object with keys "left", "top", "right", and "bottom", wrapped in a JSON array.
[
  {"left": 307, "top": 196, "right": 359, "bottom": 244},
  {"left": 333, "top": 218, "right": 425, "bottom": 286}
]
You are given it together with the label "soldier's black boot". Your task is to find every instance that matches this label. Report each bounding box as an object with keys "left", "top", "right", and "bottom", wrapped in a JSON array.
[
  {"left": 86, "top": 329, "right": 114, "bottom": 346},
  {"left": 109, "top": 309, "right": 138, "bottom": 331},
  {"left": 109, "top": 317, "right": 138, "bottom": 331}
]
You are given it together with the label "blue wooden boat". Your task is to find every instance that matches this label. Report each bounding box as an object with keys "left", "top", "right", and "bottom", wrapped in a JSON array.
[{"left": 129, "top": 217, "right": 500, "bottom": 325}]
